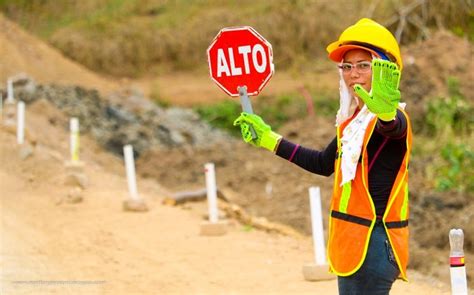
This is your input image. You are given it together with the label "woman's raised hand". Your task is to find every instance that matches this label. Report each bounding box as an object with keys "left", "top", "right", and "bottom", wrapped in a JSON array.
[{"left": 354, "top": 60, "right": 401, "bottom": 121}]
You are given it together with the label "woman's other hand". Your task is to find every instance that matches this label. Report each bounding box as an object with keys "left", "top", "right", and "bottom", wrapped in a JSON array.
[{"left": 233, "top": 112, "right": 282, "bottom": 152}]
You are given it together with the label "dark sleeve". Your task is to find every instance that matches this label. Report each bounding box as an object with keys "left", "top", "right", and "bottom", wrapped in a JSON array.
[
  {"left": 275, "top": 137, "right": 337, "bottom": 176},
  {"left": 375, "top": 109, "right": 407, "bottom": 138}
]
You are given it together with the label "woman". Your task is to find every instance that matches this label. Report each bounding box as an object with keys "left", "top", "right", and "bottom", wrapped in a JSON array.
[{"left": 234, "top": 18, "right": 412, "bottom": 294}]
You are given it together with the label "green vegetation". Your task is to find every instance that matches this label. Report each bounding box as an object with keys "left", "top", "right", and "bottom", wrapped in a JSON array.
[
  {"left": 436, "top": 143, "right": 474, "bottom": 193},
  {"left": 256, "top": 94, "right": 304, "bottom": 130},
  {"left": 311, "top": 92, "right": 340, "bottom": 117},
  {"left": 194, "top": 93, "right": 304, "bottom": 137},
  {"left": 424, "top": 78, "right": 473, "bottom": 136},
  {"left": 418, "top": 77, "right": 473, "bottom": 193},
  {"left": 195, "top": 89, "right": 337, "bottom": 136},
  {"left": 242, "top": 224, "right": 254, "bottom": 232},
  {"left": 1, "top": 0, "right": 472, "bottom": 77},
  {"left": 150, "top": 80, "right": 171, "bottom": 108},
  {"left": 195, "top": 100, "right": 241, "bottom": 136}
]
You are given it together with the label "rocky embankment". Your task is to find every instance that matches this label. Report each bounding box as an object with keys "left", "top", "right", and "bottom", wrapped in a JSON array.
[{"left": 3, "top": 74, "right": 232, "bottom": 157}]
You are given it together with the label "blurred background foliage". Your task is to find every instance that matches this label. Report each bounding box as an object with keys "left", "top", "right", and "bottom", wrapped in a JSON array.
[
  {"left": 0, "top": 0, "right": 472, "bottom": 77},
  {"left": 419, "top": 78, "right": 474, "bottom": 193}
]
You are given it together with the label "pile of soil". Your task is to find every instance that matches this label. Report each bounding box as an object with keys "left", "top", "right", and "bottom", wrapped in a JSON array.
[
  {"left": 400, "top": 30, "right": 474, "bottom": 128},
  {"left": 4, "top": 76, "right": 231, "bottom": 157},
  {"left": 0, "top": 14, "right": 118, "bottom": 95}
]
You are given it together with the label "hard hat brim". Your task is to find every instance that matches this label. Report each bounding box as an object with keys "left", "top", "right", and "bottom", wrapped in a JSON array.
[{"left": 327, "top": 43, "right": 380, "bottom": 63}]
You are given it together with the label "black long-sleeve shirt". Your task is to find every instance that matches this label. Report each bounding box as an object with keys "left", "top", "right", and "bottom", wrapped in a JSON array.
[{"left": 276, "top": 109, "right": 408, "bottom": 217}]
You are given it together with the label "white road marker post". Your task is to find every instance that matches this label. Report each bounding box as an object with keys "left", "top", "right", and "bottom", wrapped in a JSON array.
[
  {"left": 302, "top": 186, "right": 335, "bottom": 281},
  {"left": 16, "top": 101, "right": 33, "bottom": 160},
  {"left": 200, "top": 163, "right": 227, "bottom": 236},
  {"left": 205, "top": 162, "right": 218, "bottom": 223},
  {"left": 16, "top": 101, "right": 25, "bottom": 145},
  {"left": 64, "top": 118, "right": 87, "bottom": 203},
  {"left": 70, "top": 118, "right": 80, "bottom": 163},
  {"left": 4, "top": 78, "right": 16, "bottom": 126},
  {"left": 449, "top": 229, "right": 468, "bottom": 295},
  {"left": 122, "top": 145, "right": 148, "bottom": 212},
  {"left": 310, "top": 186, "right": 326, "bottom": 265},
  {"left": 0, "top": 93, "right": 3, "bottom": 121},
  {"left": 124, "top": 145, "right": 139, "bottom": 201},
  {"left": 7, "top": 78, "right": 14, "bottom": 101}
]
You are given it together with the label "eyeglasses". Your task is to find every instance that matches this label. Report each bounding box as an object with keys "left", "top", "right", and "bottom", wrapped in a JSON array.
[{"left": 338, "top": 61, "right": 372, "bottom": 74}]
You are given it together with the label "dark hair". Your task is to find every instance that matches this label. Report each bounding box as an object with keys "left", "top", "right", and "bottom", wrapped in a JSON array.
[{"left": 350, "top": 42, "right": 392, "bottom": 62}]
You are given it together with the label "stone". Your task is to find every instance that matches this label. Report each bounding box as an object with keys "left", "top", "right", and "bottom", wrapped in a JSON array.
[
  {"left": 64, "top": 173, "right": 88, "bottom": 188},
  {"left": 64, "top": 160, "right": 85, "bottom": 173},
  {"left": 3, "top": 100, "right": 16, "bottom": 126},
  {"left": 302, "top": 263, "right": 335, "bottom": 281},
  {"left": 19, "top": 144, "right": 34, "bottom": 160},
  {"left": 200, "top": 220, "right": 228, "bottom": 236},
  {"left": 66, "top": 187, "right": 83, "bottom": 204},
  {"left": 64, "top": 161, "right": 88, "bottom": 188},
  {"left": 123, "top": 199, "right": 149, "bottom": 212}
]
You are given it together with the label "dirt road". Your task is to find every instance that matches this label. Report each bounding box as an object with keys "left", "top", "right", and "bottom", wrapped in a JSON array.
[{"left": 0, "top": 107, "right": 450, "bottom": 295}]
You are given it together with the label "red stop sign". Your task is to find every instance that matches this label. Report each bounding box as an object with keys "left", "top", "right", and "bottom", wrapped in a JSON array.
[{"left": 207, "top": 26, "right": 274, "bottom": 97}]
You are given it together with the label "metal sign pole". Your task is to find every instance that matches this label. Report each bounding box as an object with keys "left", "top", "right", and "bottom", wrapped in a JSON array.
[
  {"left": 238, "top": 86, "right": 253, "bottom": 114},
  {"left": 238, "top": 86, "right": 257, "bottom": 140}
]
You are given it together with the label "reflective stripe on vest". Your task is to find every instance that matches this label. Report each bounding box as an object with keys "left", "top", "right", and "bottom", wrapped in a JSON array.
[
  {"left": 400, "top": 183, "right": 409, "bottom": 220},
  {"left": 339, "top": 182, "right": 351, "bottom": 213}
]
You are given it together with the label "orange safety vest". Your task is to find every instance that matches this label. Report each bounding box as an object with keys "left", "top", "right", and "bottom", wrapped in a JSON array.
[{"left": 327, "top": 109, "right": 412, "bottom": 281}]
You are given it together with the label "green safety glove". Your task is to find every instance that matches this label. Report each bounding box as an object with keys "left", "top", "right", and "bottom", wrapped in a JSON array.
[
  {"left": 233, "top": 112, "right": 282, "bottom": 152},
  {"left": 354, "top": 59, "right": 401, "bottom": 121}
]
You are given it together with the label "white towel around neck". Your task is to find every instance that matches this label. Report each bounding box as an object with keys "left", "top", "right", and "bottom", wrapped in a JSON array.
[
  {"left": 340, "top": 105, "right": 375, "bottom": 186},
  {"left": 338, "top": 103, "right": 407, "bottom": 186}
]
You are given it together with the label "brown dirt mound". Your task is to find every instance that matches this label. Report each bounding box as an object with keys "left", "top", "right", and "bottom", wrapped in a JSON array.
[
  {"left": 0, "top": 14, "right": 118, "bottom": 95},
  {"left": 401, "top": 30, "right": 474, "bottom": 117}
]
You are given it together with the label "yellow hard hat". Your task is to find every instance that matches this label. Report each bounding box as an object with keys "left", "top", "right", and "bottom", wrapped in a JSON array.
[{"left": 326, "top": 18, "right": 403, "bottom": 70}]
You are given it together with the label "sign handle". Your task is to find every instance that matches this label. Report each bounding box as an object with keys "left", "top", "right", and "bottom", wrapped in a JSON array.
[{"left": 238, "top": 86, "right": 257, "bottom": 140}]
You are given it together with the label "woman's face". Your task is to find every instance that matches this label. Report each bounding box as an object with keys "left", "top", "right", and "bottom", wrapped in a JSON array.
[{"left": 342, "top": 49, "right": 373, "bottom": 98}]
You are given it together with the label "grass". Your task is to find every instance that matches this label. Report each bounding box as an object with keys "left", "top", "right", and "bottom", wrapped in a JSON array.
[
  {"left": 1, "top": 0, "right": 472, "bottom": 77},
  {"left": 242, "top": 224, "right": 254, "bottom": 232},
  {"left": 150, "top": 80, "right": 171, "bottom": 108},
  {"left": 436, "top": 143, "right": 474, "bottom": 193},
  {"left": 424, "top": 78, "right": 473, "bottom": 137},
  {"left": 194, "top": 89, "right": 337, "bottom": 136},
  {"left": 414, "top": 77, "right": 474, "bottom": 194},
  {"left": 195, "top": 100, "right": 241, "bottom": 136}
]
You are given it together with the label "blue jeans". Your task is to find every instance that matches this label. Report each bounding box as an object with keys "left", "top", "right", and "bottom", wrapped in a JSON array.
[{"left": 337, "top": 222, "right": 400, "bottom": 295}]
